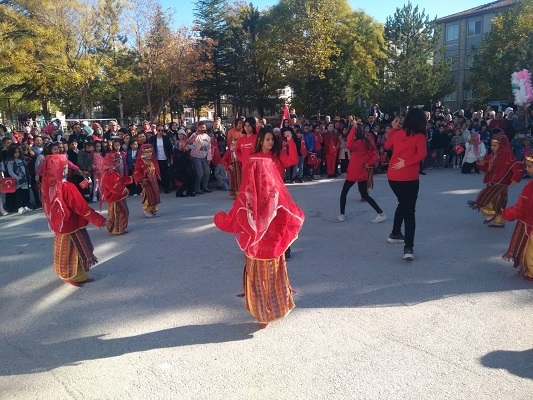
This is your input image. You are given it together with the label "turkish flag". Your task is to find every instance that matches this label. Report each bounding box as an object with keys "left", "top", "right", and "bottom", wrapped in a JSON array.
[{"left": 280, "top": 104, "right": 291, "bottom": 128}]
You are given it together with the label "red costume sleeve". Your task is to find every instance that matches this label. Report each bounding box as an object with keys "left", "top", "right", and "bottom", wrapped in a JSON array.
[
  {"left": 503, "top": 181, "right": 533, "bottom": 223},
  {"left": 62, "top": 183, "right": 106, "bottom": 228},
  {"left": 346, "top": 126, "right": 357, "bottom": 152},
  {"left": 221, "top": 150, "right": 232, "bottom": 169},
  {"left": 133, "top": 160, "right": 145, "bottom": 184},
  {"left": 280, "top": 139, "right": 298, "bottom": 168}
]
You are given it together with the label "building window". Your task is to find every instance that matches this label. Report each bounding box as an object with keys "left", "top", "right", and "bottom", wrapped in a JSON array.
[
  {"left": 468, "top": 20, "right": 481, "bottom": 36},
  {"left": 447, "top": 57, "right": 458, "bottom": 71},
  {"left": 444, "top": 91, "right": 456, "bottom": 102},
  {"left": 446, "top": 25, "right": 459, "bottom": 41},
  {"left": 464, "top": 89, "right": 473, "bottom": 100},
  {"left": 465, "top": 54, "right": 473, "bottom": 69}
]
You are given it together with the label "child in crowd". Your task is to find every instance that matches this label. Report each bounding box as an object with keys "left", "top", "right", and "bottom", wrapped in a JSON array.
[
  {"left": 376, "top": 146, "right": 389, "bottom": 174},
  {"left": 126, "top": 138, "right": 141, "bottom": 196},
  {"left": 211, "top": 135, "right": 228, "bottom": 190},
  {"left": 449, "top": 128, "right": 465, "bottom": 169},
  {"left": 292, "top": 128, "right": 307, "bottom": 183},
  {"left": 461, "top": 132, "right": 486, "bottom": 174},
  {"left": 5, "top": 146, "right": 31, "bottom": 213}
]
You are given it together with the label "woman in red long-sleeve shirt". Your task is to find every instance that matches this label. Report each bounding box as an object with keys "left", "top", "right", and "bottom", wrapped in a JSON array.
[
  {"left": 338, "top": 125, "right": 386, "bottom": 224},
  {"left": 384, "top": 108, "right": 428, "bottom": 261}
]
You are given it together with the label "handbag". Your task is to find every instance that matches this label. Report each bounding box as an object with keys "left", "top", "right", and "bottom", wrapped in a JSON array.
[{"left": 1, "top": 177, "right": 17, "bottom": 193}]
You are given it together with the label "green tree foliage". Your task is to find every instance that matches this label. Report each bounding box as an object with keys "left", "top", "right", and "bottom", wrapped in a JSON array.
[
  {"left": 193, "top": 0, "right": 232, "bottom": 118},
  {"left": 380, "top": 2, "right": 454, "bottom": 109},
  {"left": 468, "top": 0, "right": 533, "bottom": 104}
]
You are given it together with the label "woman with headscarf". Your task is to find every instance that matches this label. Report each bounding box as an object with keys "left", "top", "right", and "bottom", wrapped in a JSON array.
[
  {"left": 100, "top": 152, "right": 133, "bottom": 235},
  {"left": 133, "top": 143, "right": 160, "bottom": 217},
  {"left": 41, "top": 154, "right": 106, "bottom": 287},
  {"left": 468, "top": 131, "right": 524, "bottom": 227},
  {"left": 461, "top": 132, "right": 486, "bottom": 174},
  {"left": 214, "top": 145, "right": 304, "bottom": 328}
]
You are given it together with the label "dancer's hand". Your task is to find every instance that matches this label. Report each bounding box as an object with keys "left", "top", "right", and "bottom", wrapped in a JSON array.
[
  {"left": 391, "top": 157, "right": 405, "bottom": 170},
  {"left": 391, "top": 117, "right": 401, "bottom": 129}
]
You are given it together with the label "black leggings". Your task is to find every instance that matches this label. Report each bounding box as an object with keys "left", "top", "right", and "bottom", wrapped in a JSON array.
[
  {"left": 388, "top": 179, "right": 419, "bottom": 249},
  {"left": 340, "top": 180, "right": 383, "bottom": 215}
]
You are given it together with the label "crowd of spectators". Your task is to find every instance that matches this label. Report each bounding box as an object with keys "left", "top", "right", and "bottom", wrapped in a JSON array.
[{"left": 0, "top": 102, "right": 531, "bottom": 218}]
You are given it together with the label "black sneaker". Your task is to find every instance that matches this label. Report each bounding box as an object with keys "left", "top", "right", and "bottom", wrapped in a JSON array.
[
  {"left": 403, "top": 248, "right": 414, "bottom": 261},
  {"left": 387, "top": 233, "right": 405, "bottom": 243}
]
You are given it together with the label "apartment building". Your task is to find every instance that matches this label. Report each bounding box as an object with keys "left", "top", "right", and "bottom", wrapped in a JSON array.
[{"left": 436, "top": 0, "right": 516, "bottom": 111}]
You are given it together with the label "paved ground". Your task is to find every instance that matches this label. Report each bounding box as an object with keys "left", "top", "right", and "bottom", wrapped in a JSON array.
[{"left": 1, "top": 169, "right": 533, "bottom": 399}]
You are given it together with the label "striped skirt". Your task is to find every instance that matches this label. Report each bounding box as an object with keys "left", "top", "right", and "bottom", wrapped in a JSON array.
[
  {"left": 244, "top": 255, "right": 295, "bottom": 324},
  {"left": 468, "top": 183, "right": 508, "bottom": 215},
  {"left": 503, "top": 221, "right": 533, "bottom": 278},
  {"left": 141, "top": 174, "right": 160, "bottom": 212},
  {"left": 229, "top": 161, "right": 242, "bottom": 198},
  {"left": 107, "top": 198, "right": 129, "bottom": 235},
  {"left": 53, "top": 228, "right": 98, "bottom": 281}
]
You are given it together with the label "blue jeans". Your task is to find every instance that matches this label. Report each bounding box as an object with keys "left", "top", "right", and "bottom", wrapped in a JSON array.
[
  {"left": 292, "top": 155, "right": 305, "bottom": 179},
  {"left": 191, "top": 157, "right": 210, "bottom": 191}
]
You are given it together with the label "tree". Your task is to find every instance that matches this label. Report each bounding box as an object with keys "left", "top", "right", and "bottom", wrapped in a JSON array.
[
  {"left": 379, "top": 2, "right": 454, "bottom": 109},
  {"left": 468, "top": 0, "right": 533, "bottom": 105},
  {"left": 193, "top": 0, "right": 231, "bottom": 118}
]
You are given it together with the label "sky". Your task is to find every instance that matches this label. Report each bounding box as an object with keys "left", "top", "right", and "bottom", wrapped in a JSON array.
[{"left": 171, "top": 0, "right": 490, "bottom": 27}]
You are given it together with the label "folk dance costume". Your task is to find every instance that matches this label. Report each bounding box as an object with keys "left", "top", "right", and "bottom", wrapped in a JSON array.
[
  {"left": 502, "top": 151, "right": 533, "bottom": 281},
  {"left": 214, "top": 157, "right": 304, "bottom": 328},
  {"left": 468, "top": 134, "right": 523, "bottom": 227},
  {"left": 222, "top": 144, "right": 242, "bottom": 199},
  {"left": 41, "top": 154, "right": 106, "bottom": 287},
  {"left": 100, "top": 152, "right": 133, "bottom": 235},
  {"left": 133, "top": 144, "right": 161, "bottom": 218}
]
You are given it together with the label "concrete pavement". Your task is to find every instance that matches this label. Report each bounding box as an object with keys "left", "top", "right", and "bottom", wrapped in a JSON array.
[{"left": 1, "top": 169, "right": 532, "bottom": 399}]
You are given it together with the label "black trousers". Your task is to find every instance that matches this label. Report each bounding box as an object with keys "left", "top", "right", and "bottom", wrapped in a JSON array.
[
  {"left": 340, "top": 180, "right": 383, "bottom": 215},
  {"left": 388, "top": 179, "right": 419, "bottom": 249},
  {"left": 157, "top": 160, "right": 171, "bottom": 193}
]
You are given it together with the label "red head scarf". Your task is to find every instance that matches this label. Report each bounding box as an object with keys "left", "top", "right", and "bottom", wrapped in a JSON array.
[
  {"left": 41, "top": 154, "right": 70, "bottom": 233},
  {"left": 214, "top": 156, "right": 304, "bottom": 259}
]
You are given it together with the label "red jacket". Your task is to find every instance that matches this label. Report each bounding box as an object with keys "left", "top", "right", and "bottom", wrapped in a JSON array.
[
  {"left": 235, "top": 134, "right": 258, "bottom": 168},
  {"left": 101, "top": 171, "right": 133, "bottom": 203},
  {"left": 248, "top": 139, "right": 298, "bottom": 180},
  {"left": 384, "top": 128, "right": 427, "bottom": 181},
  {"left": 345, "top": 126, "right": 378, "bottom": 182},
  {"left": 503, "top": 180, "right": 533, "bottom": 234},
  {"left": 52, "top": 182, "right": 106, "bottom": 234},
  {"left": 323, "top": 131, "right": 340, "bottom": 156}
]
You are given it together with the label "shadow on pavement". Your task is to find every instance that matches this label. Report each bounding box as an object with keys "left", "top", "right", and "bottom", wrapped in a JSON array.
[
  {"left": 480, "top": 348, "right": 533, "bottom": 380},
  {"left": 0, "top": 322, "right": 259, "bottom": 376}
]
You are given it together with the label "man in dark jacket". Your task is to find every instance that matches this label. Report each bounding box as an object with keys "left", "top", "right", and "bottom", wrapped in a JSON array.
[{"left": 149, "top": 124, "right": 173, "bottom": 193}]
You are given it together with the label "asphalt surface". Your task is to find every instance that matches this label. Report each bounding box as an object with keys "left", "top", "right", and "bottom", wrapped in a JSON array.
[{"left": 1, "top": 169, "right": 533, "bottom": 399}]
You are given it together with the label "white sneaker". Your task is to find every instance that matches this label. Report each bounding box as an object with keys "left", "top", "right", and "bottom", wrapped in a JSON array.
[
  {"left": 371, "top": 213, "right": 387, "bottom": 223},
  {"left": 18, "top": 207, "right": 25, "bottom": 214},
  {"left": 1, "top": 210, "right": 8, "bottom": 216},
  {"left": 24, "top": 206, "right": 32, "bottom": 212},
  {"left": 337, "top": 214, "right": 345, "bottom": 222},
  {"left": 92, "top": 198, "right": 97, "bottom": 203}
]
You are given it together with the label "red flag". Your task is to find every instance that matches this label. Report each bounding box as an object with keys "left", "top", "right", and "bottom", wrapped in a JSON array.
[{"left": 280, "top": 104, "right": 290, "bottom": 128}]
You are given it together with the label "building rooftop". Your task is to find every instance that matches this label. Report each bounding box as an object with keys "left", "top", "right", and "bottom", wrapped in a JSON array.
[{"left": 436, "top": 0, "right": 517, "bottom": 23}]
